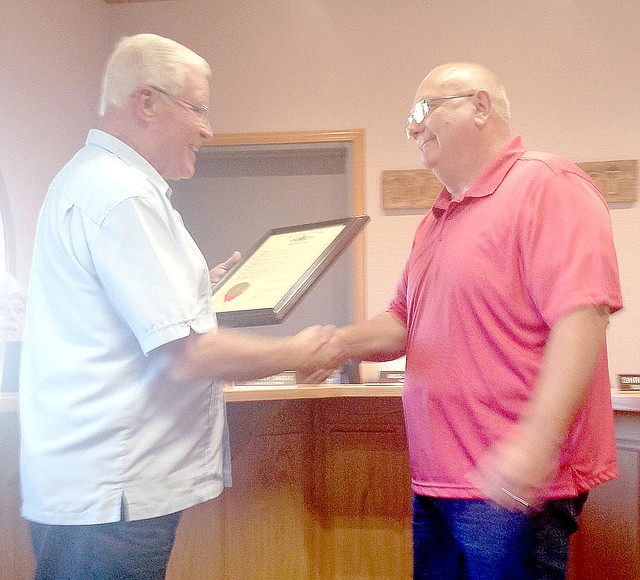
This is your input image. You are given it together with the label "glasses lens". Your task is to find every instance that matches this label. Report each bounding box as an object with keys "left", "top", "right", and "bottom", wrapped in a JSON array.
[
  {"left": 406, "top": 100, "right": 429, "bottom": 139},
  {"left": 413, "top": 100, "right": 428, "bottom": 124},
  {"left": 195, "top": 104, "right": 209, "bottom": 125}
]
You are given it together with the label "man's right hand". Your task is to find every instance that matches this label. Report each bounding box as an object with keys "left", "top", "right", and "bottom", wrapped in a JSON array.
[{"left": 290, "top": 325, "right": 347, "bottom": 383}]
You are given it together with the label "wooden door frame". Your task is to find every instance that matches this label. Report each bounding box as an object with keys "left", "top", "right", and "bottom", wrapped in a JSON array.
[{"left": 203, "top": 129, "right": 366, "bottom": 324}]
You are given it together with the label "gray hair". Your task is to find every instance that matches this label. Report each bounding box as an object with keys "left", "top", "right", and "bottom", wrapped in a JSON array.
[
  {"left": 99, "top": 33, "right": 211, "bottom": 116},
  {"left": 484, "top": 78, "right": 511, "bottom": 122}
]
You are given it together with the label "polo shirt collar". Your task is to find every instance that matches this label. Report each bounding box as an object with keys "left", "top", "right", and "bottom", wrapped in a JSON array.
[{"left": 431, "top": 135, "right": 526, "bottom": 217}]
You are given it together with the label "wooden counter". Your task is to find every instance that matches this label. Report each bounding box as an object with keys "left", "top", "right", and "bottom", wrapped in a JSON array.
[
  {"left": 1, "top": 387, "right": 639, "bottom": 579},
  {"left": 3, "top": 386, "right": 639, "bottom": 411}
]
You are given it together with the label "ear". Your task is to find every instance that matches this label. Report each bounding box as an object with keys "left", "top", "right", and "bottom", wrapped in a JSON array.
[
  {"left": 131, "top": 85, "right": 158, "bottom": 124},
  {"left": 473, "top": 90, "right": 492, "bottom": 126}
]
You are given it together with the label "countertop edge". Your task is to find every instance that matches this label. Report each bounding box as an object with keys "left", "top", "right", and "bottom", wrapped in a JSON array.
[{"left": 2, "top": 387, "right": 639, "bottom": 411}]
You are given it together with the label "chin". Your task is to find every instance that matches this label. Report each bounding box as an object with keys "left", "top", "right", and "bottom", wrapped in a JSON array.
[
  {"left": 168, "top": 166, "right": 196, "bottom": 182},
  {"left": 421, "top": 155, "right": 437, "bottom": 170}
]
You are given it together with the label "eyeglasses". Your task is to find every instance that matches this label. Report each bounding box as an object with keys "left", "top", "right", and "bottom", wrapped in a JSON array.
[
  {"left": 151, "top": 85, "right": 210, "bottom": 125},
  {"left": 405, "top": 92, "right": 476, "bottom": 139}
]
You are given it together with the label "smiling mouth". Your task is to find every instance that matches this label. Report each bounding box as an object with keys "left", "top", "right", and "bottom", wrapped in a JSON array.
[{"left": 419, "top": 137, "right": 435, "bottom": 150}]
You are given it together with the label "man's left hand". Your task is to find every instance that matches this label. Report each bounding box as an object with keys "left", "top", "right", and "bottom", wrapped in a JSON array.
[{"left": 469, "top": 433, "right": 558, "bottom": 511}]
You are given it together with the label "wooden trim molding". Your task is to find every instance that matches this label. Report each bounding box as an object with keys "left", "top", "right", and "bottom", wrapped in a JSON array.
[
  {"left": 104, "top": 1, "right": 180, "bottom": 4},
  {"left": 204, "top": 129, "right": 367, "bottom": 324},
  {"left": 3, "top": 390, "right": 638, "bottom": 411}
]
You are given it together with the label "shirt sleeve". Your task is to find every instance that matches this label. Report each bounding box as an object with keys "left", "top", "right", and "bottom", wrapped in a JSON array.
[
  {"left": 519, "top": 168, "right": 623, "bottom": 326},
  {"left": 388, "top": 261, "right": 409, "bottom": 325},
  {"left": 90, "top": 194, "right": 214, "bottom": 354}
]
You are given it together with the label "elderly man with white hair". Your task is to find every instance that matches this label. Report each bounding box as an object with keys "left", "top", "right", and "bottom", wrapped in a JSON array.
[{"left": 20, "top": 34, "right": 344, "bottom": 579}]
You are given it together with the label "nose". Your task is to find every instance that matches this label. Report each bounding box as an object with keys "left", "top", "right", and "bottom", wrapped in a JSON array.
[
  {"left": 407, "top": 118, "right": 422, "bottom": 140},
  {"left": 200, "top": 117, "right": 213, "bottom": 140}
]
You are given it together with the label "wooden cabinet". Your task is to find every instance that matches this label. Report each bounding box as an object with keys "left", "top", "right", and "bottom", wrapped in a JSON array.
[
  {"left": 168, "top": 390, "right": 640, "bottom": 579},
  {"left": 567, "top": 411, "right": 640, "bottom": 580},
  {"left": 167, "top": 397, "right": 412, "bottom": 579},
  {"left": 311, "top": 398, "right": 412, "bottom": 579},
  {"left": 2, "top": 389, "right": 639, "bottom": 579}
]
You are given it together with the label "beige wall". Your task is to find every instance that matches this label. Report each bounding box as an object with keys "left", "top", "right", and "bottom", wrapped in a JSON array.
[
  {"left": 1, "top": 0, "right": 638, "bottom": 380},
  {"left": 0, "top": 1, "right": 117, "bottom": 280}
]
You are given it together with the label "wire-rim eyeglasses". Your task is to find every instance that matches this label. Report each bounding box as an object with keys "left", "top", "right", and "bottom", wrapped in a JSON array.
[{"left": 406, "top": 92, "right": 476, "bottom": 139}]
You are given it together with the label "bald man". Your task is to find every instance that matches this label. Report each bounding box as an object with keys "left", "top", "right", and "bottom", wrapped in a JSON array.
[{"left": 338, "top": 63, "right": 622, "bottom": 579}]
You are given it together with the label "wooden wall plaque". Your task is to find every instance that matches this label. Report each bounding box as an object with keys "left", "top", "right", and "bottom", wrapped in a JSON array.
[
  {"left": 381, "top": 169, "right": 442, "bottom": 209},
  {"left": 576, "top": 160, "right": 637, "bottom": 204},
  {"left": 382, "top": 160, "right": 637, "bottom": 209}
]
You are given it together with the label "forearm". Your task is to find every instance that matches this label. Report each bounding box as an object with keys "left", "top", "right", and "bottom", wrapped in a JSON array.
[
  {"left": 167, "top": 328, "right": 318, "bottom": 382},
  {"left": 338, "top": 312, "right": 407, "bottom": 362},
  {"left": 520, "top": 305, "right": 610, "bottom": 453},
  {"left": 471, "top": 304, "right": 612, "bottom": 508}
]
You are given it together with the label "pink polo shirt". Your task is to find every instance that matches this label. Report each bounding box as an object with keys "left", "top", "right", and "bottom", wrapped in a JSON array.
[{"left": 389, "top": 136, "right": 623, "bottom": 499}]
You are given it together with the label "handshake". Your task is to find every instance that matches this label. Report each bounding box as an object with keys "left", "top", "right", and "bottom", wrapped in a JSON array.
[
  {"left": 289, "top": 324, "right": 350, "bottom": 385},
  {"left": 210, "top": 251, "right": 353, "bottom": 385},
  {"left": 209, "top": 252, "right": 382, "bottom": 386}
]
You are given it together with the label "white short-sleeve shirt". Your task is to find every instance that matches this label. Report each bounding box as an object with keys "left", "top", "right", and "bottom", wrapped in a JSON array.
[{"left": 20, "top": 129, "right": 231, "bottom": 525}]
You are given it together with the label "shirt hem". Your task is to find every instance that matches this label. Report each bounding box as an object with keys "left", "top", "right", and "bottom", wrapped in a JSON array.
[{"left": 21, "top": 481, "right": 226, "bottom": 526}]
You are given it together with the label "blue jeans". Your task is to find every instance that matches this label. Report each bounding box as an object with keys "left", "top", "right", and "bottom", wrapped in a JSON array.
[
  {"left": 29, "top": 509, "right": 181, "bottom": 580},
  {"left": 412, "top": 493, "right": 587, "bottom": 580}
]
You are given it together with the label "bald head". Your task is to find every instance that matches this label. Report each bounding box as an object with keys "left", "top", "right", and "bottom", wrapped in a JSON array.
[
  {"left": 408, "top": 62, "right": 513, "bottom": 196},
  {"left": 417, "top": 63, "right": 511, "bottom": 122}
]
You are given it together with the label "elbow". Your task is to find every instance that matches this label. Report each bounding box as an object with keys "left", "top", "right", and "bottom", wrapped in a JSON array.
[{"left": 163, "top": 334, "right": 202, "bottom": 382}]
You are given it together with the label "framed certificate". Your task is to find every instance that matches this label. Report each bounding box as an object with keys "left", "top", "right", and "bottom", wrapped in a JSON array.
[{"left": 212, "top": 215, "right": 369, "bottom": 327}]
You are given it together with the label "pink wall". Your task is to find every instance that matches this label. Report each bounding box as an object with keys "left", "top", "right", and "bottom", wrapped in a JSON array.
[{"left": 2, "top": 0, "right": 638, "bottom": 380}]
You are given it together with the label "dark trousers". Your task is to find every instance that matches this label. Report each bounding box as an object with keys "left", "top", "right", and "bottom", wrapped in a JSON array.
[
  {"left": 412, "top": 493, "right": 588, "bottom": 580},
  {"left": 29, "top": 510, "right": 182, "bottom": 580}
]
